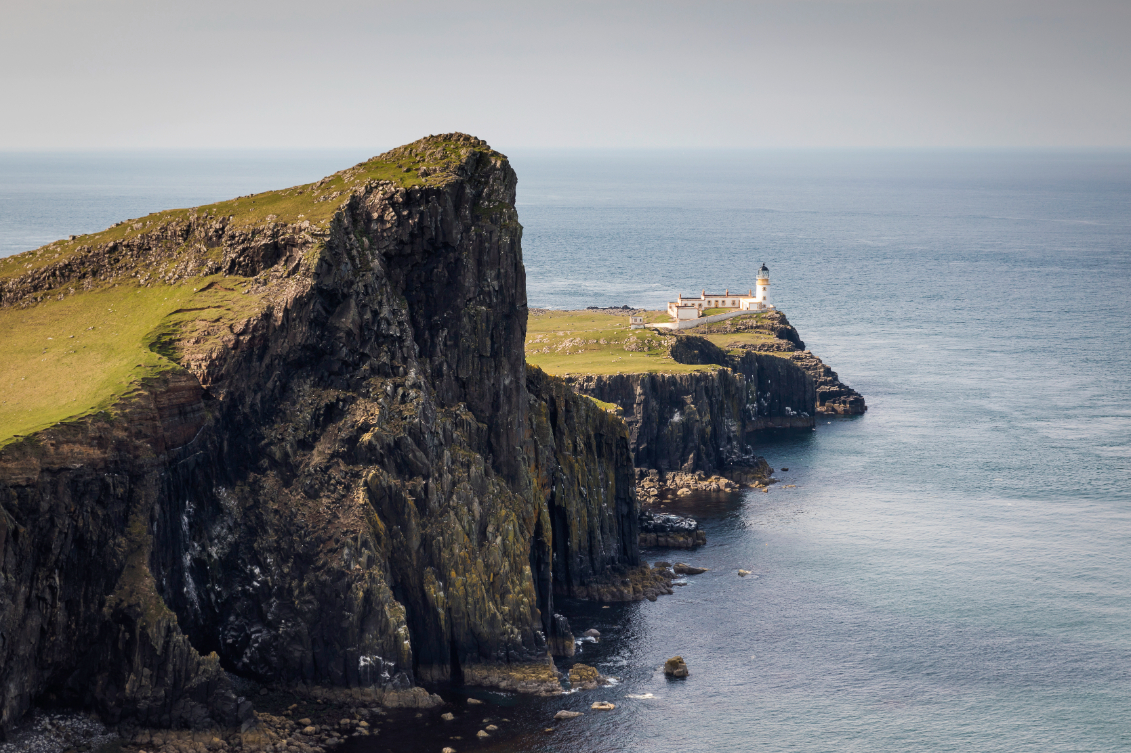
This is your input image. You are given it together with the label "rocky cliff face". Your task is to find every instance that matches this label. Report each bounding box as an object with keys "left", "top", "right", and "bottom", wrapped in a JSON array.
[
  {"left": 0, "top": 135, "right": 640, "bottom": 735},
  {"left": 785, "top": 350, "right": 867, "bottom": 415},
  {"left": 686, "top": 311, "right": 866, "bottom": 416},
  {"left": 566, "top": 349, "right": 815, "bottom": 475}
]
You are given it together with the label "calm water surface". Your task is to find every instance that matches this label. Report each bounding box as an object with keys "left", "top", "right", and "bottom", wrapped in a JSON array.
[{"left": 2, "top": 149, "right": 1129, "bottom": 752}]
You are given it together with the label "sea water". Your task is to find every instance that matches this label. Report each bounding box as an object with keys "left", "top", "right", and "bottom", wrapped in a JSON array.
[{"left": 2, "top": 149, "right": 1129, "bottom": 752}]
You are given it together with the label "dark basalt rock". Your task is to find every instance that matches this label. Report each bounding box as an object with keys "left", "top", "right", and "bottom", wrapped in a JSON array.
[
  {"left": 566, "top": 352, "right": 815, "bottom": 476},
  {"left": 0, "top": 134, "right": 644, "bottom": 736},
  {"left": 786, "top": 350, "right": 867, "bottom": 415},
  {"left": 638, "top": 511, "right": 706, "bottom": 548}
]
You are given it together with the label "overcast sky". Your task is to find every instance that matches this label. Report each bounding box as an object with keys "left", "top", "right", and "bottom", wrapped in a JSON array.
[{"left": 2, "top": 0, "right": 1128, "bottom": 150}]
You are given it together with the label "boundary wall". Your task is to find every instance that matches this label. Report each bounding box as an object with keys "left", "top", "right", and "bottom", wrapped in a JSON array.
[{"left": 651, "top": 308, "right": 775, "bottom": 331}]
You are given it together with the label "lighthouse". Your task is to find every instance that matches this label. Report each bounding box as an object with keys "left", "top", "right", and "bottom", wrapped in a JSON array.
[{"left": 755, "top": 263, "right": 770, "bottom": 304}]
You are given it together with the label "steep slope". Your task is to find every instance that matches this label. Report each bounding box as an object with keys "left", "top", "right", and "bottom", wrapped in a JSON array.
[{"left": 0, "top": 134, "right": 641, "bottom": 735}]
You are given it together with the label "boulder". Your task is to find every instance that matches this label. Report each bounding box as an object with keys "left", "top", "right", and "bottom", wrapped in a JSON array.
[
  {"left": 664, "top": 656, "right": 690, "bottom": 678},
  {"left": 568, "top": 663, "right": 607, "bottom": 690},
  {"left": 591, "top": 701, "right": 615, "bottom": 710},
  {"left": 673, "top": 563, "right": 708, "bottom": 575},
  {"left": 554, "top": 710, "right": 583, "bottom": 720}
]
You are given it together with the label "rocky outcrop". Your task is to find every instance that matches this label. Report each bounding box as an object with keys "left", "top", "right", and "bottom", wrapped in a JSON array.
[
  {"left": 638, "top": 511, "right": 706, "bottom": 548},
  {"left": 566, "top": 350, "right": 815, "bottom": 476},
  {"left": 0, "top": 134, "right": 644, "bottom": 736},
  {"left": 786, "top": 350, "right": 867, "bottom": 415},
  {"left": 691, "top": 310, "right": 805, "bottom": 350},
  {"left": 697, "top": 312, "right": 865, "bottom": 415}
]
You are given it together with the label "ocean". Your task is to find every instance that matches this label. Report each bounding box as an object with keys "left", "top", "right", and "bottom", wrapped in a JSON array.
[{"left": 2, "top": 148, "right": 1129, "bottom": 752}]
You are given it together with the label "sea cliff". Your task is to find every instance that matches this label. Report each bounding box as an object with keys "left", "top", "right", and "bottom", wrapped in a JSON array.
[
  {"left": 0, "top": 134, "right": 643, "bottom": 737},
  {"left": 565, "top": 351, "right": 814, "bottom": 476}
]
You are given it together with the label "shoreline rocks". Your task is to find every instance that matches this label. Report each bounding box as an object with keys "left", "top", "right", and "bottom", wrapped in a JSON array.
[
  {"left": 569, "top": 563, "right": 675, "bottom": 602},
  {"left": 638, "top": 510, "right": 707, "bottom": 548},
  {"left": 567, "top": 664, "right": 608, "bottom": 691},
  {"left": 635, "top": 465, "right": 774, "bottom": 508},
  {"left": 463, "top": 661, "right": 564, "bottom": 697}
]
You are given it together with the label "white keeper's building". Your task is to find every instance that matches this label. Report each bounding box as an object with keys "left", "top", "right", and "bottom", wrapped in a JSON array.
[{"left": 666, "top": 264, "right": 774, "bottom": 321}]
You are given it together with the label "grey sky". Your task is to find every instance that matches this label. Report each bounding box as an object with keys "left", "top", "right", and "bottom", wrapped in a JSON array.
[{"left": 2, "top": 0, "right": 1128, "bottom": 149}]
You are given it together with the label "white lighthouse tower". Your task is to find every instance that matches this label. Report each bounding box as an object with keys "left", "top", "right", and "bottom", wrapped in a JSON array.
[{"left": 755, "top": 263, "right": 770, "bottom": 305}]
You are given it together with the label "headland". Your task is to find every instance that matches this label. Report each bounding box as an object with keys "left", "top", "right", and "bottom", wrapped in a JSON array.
[{"left": 0, "top": 134, "right": 864, "bottom": 752}]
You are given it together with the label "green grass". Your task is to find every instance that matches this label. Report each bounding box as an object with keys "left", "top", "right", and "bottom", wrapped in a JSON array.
[
  {"left": 696, "top": 330, "right": 778, "bottom": 352},
  {"left": 584, "top": 396, "right": 622, "bottom": 414},
  {"left": 701, "top": 307, "right": 732, "bottom": 316},
  {"left": 0, "top": 277, "right": 262, "bottom": 446},
  {"left": 525, "top": 310, "right": 721, "bottom": 376}
]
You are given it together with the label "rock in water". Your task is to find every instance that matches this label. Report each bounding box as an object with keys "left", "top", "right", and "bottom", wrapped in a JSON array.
[
  {"left": 568, "top": 663, "right": 607, "bottom": 690},
  {"left": 737, "top": 569, "right": 750, "bottom": 577},
  {"left": 591, "top": 701, "right": 616, "bottom": 710},
  {"left": 638, "top": 510, "right": 707, "bottom": 548},
  {"left": 441, "top": 712, "right": 454, "bottom": 721},
  {"left": 582, "top": 628, "right": 601, "bottom": 640},
  {"left": 673, "top": 563, "right": 709, "bottom": 574},
  {"left": 554, "top": 710, "right": 584, "bottom": 720},
  {"left": 664, "top": 656, "right": 690, "bottom": 678}
]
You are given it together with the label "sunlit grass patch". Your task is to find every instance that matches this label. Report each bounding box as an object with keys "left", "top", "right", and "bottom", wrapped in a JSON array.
[
  {"left": 0, "top": 278, "right": 260, "bottom": 446},
  {"left": 525, "top": 310, "right": 719, "bottom": 376}
]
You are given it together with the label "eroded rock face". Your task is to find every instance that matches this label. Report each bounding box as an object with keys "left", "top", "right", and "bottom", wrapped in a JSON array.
[
  {"left": 786, "top": 350, "right": 867, "bottom": 415},
  {"left": 0, "top": 134, "right": 642, "bottom": 735},
  {"left": 690, "top": 311, "right": 865, "bottom": 416},
  {"left": 0, "top": 375, "right": 244, "bottom": 733},
  {"left": 566, "top": 352, "right": 815, "bottom": 476}
]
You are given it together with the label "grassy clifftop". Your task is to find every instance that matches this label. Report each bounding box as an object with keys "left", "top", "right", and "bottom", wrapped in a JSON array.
[
  {"left": 0, "top": 133, "right": 500, "bottom": 446},
  {"left": 524, "top": 309, "right": 788, "bottom": 376}
]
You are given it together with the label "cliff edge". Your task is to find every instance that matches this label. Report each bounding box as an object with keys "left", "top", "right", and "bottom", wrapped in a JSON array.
[{"left": 0, "top": 134, "right": 641, "bottom": 735}]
